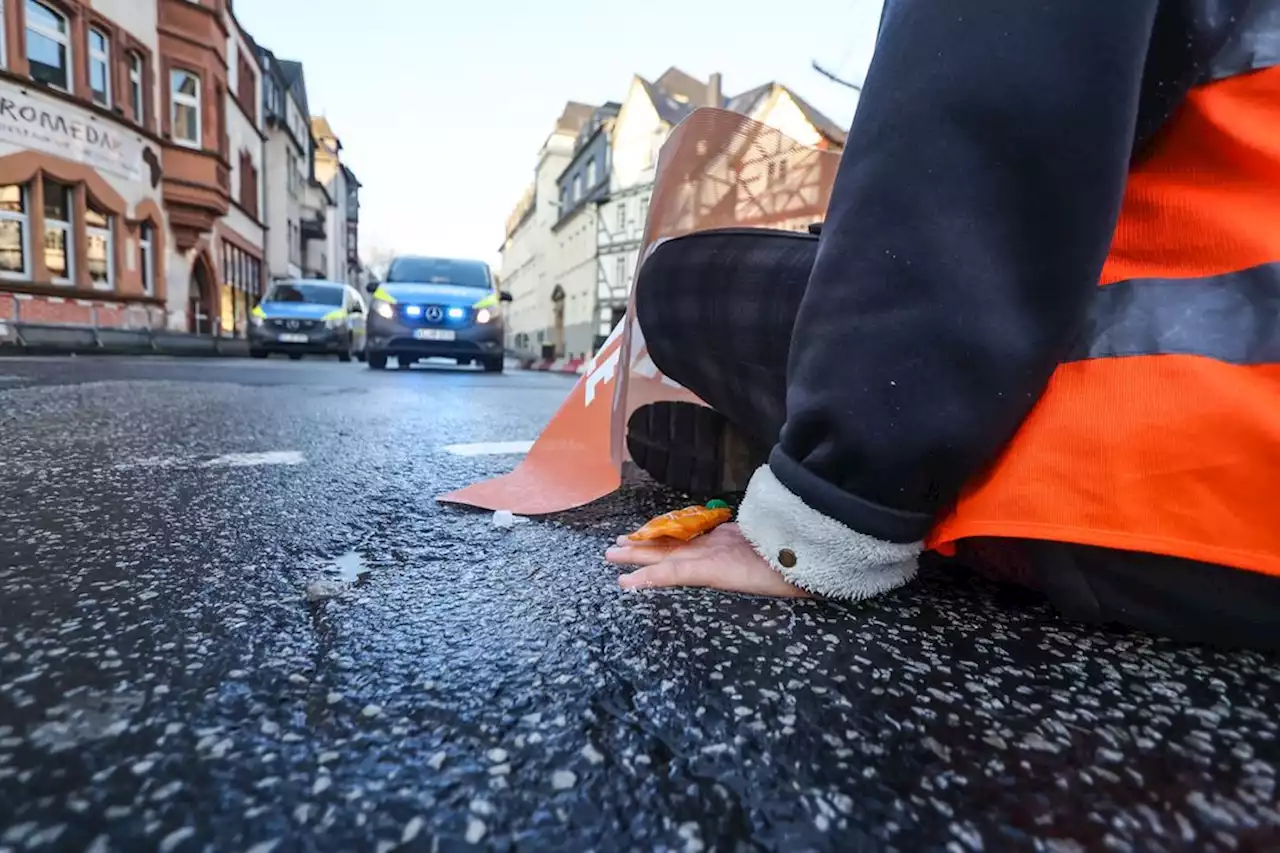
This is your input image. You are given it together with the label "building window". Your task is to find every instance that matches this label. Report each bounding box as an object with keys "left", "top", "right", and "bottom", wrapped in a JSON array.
[
  {"left": 286, "top": 149, "right": 299, "bottom": 195},
  {"left": 615, "top": 255, "right": 626, "bottom": 289},
  {"left": 85, "top": 200, "right": 112, "bottom": 290},
  {"left": 573, "top": 174, "right": 582, "bottom": 202},
  {"left": 238, "top": 150, "right": 258, "bottom": 219},
  {"left": 639, "top": 196, "right": 649, "bottom": 228},
  {"left": 128, "top": 52, "right": 144, "bottom": 123},
  {"left": 139, "top": 222, "right": 154, "bottom": 296},
  {"left": 616, "top": 203, "right": 626, "bottom": 230},
  {"left": 42, "top": 177, "right": 72, "bottom": 284},
  {"left": 237, "top": 52, "right": 257, "bottom": 122},
  {"left": 26, "top": 1, "right": 71, "bottom": 92},
  {"left": 170, "top": 69, "right": 202, "bottom": 147},
  {"left": 89, "top": 28, "right": 111, "bottom": 107},
  {"left": 586, "top": 158, "right": 597, "bottom": 188},
  {"left": 0, "top": 0, "right": 7, "bottom": 70},
  {"left": 0, "top": 184, "right": 28, "bottom": 279}
]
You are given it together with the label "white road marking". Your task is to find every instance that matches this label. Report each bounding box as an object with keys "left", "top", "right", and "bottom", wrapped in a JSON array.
[
  {"left": 443, "top": 441, "right": 534, "bottom": 457},
  {"left": 201, "top": 451, "right": 306, "bottom": 468}
]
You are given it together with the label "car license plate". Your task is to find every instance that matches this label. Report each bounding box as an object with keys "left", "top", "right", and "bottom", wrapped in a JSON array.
[
  {"left": 278, "top": 333, "right": 309, "bottom": 343},
  {"left": 414, "top": 329, "right": 456, "bottom": 341}
]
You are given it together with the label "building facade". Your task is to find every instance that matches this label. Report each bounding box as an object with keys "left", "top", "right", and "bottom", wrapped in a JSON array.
[
  {"left": 311, "top": 115, "right": 348, "bottom": 283},
  {"left": 550, "top": 102, "right": 617, "bottom": 359},
  {"left": 257, "top": 45, "right": 307, "bottom": 282},
  {"left": 0, "top": 0, "right": 266, "bottom": 336},
  {"left": 500, "top": 101, "right": 593, "bottom": 359},
  {"left": 340, "top": 162, "right": 361, "bottom": 284}
]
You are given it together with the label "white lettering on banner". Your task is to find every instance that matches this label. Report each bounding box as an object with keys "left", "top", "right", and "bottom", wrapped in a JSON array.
[
  {"left": 585, "top": 348, "right": 621, "bottom": 406},
  {"left": 0, "top": 83, "right": 145, "bottom": 182}
]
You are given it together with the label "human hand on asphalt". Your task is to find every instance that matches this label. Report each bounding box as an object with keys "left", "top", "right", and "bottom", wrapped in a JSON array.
[{"left": 607, "top": 523, "right": 813, "bottom": 598}]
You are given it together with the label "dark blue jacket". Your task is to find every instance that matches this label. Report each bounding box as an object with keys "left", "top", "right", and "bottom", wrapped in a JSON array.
[{"left": 773, "top": 0, "right": 1277, "bottom": 542}]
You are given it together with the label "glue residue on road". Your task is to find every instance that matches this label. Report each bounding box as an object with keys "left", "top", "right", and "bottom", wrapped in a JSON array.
[{"left": 304, "top": 551, "right": 370, "bottom": 601}]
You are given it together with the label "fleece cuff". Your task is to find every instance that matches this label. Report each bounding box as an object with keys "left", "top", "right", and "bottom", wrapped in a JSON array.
[{"left": 736, "top": 464, "right": 923, "bottom": 601}]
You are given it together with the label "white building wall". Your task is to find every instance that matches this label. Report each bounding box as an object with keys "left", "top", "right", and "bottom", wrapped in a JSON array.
[
  {"left": 551, "top": 205, "right": 597, "bottom": 358},
  {"left": 501, "top": 128, "right": 576, "bottom": 358},
  {"left": 262, "top": 131, "right": 297, "bottom": 279},
  {"left": 324, "top": 167, "right": 347, "bottom": 282},
  {"left": 752, "top": 90, "right": 825, "bottom": 147},
  {"left": 92, "top": 0, "right": 159, "bottom": 53}
]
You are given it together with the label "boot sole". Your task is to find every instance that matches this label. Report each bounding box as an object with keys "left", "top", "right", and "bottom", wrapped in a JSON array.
[{"left": 626, "top": 402, "right": 766, "bottom": 496}]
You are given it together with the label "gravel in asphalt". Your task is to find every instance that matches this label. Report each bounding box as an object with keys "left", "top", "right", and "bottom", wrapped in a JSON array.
[{"left": 0, "top": 356, "right": 1277, "bottom": 852}]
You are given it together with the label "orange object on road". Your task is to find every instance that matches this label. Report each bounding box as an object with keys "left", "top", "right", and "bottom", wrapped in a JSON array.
[{"left": 628, "top": 501, "right": 733, "bottom": 542}]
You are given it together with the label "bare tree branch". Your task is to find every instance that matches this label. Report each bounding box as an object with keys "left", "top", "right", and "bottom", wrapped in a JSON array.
[{"left": 812, "top": 60, "right": 862, "bottom": 92}]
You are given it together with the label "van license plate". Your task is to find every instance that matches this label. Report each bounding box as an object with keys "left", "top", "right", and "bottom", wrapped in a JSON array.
[
  {"left": 414, "top": 329, "right": 456, "bottom": 341},
  {"left": 278, "top": 333, "right": 309, "bottom": 343}
]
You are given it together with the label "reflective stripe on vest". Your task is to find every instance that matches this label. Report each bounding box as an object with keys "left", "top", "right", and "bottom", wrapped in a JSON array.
[{"left": 927, "top": 60, "right": 1280, "bottom": 577}]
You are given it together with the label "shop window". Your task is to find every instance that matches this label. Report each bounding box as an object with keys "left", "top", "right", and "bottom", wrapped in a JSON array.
[
  {"left": 0, "top": 184, "right": 29, "bottom": 279},
  {"left": 42, "top": 178, "right": 72, "bottom": 284},
  {"left": 85, "top": 200, "right": 112, "bottom": 290},
  {"left": 170, "top": 69, "right": 202, "bottom": 148},
  {"left": 128, "top": 52, "right": 144, "bottom": 124},
  {"left": 26, "top": 0, "right": 71, "bottom": 92},
  {"left": 89, "top": 28, "right": 111, "bottom": 108},
  {"left": 139, "top": 222, "right": 154, "bottom": 296},
  {"left": 0, "top": 0, "right": 7, "bottom": 69}
]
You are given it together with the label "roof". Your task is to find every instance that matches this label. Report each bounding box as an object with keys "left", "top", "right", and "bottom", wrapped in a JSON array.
[
  {"left": 634, "top": 69, "right": 847, "bottom": 147},
  {"left": 555, "top": 102, "right": 596, "bottom": 135},
  {"left": 724, "top": 82, "right": 773, "bottom": 116},
  {"left": 654, "top": 67, "right": 711, "bottom": 105},
  {"left": 340, "top": 163, "right": 361, "bottom": 188},
  {"left": 278, "top": 59, "right": 310, "bottom": 117}
]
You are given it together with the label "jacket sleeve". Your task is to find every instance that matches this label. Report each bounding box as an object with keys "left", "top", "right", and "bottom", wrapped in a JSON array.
[{"left": 736, "top": 0, "right": 1162, "bottom": 599}]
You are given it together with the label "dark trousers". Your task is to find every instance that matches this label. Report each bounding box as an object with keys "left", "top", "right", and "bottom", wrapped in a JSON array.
[{"left": 635, "top": 227, "right": 1280, "bottom": 652}]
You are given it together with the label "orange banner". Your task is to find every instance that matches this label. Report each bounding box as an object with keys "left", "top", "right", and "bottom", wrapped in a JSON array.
[{"left": 441, "top": 108, "right": 841, "bottom": 515}]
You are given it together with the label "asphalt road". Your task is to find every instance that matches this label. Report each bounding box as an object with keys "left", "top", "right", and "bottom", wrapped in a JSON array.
[{"left": 0, "top": 356, "right": 1277, "bottom": 853}]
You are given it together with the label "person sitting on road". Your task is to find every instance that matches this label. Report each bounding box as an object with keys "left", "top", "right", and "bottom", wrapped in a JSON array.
[{"left": 607, "top": 0, "right": 1280, "bottom": 652}]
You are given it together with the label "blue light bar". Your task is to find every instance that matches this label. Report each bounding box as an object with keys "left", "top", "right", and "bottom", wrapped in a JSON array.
[
  {"left": 447, "top": 307, "right": 465, "bottom": 320},
  {"left": 405, "top": 305, "right": 423, "bottom": 317}
]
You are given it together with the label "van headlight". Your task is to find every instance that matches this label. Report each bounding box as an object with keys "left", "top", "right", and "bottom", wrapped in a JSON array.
[
  {"left": 476, "top": 309, "right": 492, "bottom": 324},
  {"left": 375, "top": 302, "right": 395, "bottom": 319}
]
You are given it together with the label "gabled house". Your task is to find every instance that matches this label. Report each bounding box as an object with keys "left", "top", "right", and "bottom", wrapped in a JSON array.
[{"left": 594, "top": 69, "right": 846, "bottom": 351}]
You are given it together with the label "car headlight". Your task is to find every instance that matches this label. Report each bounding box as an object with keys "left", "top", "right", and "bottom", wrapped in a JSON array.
[
  {"left": 374, "top": 302, "right": 395, "bottom": 319},
  {"left": 250, "top": 315, "right": 264, "bottom": 328},
  {"left": 476, "top": 308, "right": 492, "bottom": 324}
]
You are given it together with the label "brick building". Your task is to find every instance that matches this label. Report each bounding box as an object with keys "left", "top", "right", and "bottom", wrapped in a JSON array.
[{"left": 0, "top": 0, "right": 266, "bottom": 336}]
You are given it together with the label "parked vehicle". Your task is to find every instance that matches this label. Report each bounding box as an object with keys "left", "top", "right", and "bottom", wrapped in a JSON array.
[
  {"left": 364, "top": 255, "right": 512, "bottom": 372},
  {"left": 249, "top": 280, "right": 367, "bottom": 362}
]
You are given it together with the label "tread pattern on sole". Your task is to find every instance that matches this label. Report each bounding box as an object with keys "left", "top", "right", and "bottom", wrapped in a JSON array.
[{"left": 626, "top": 402, "right": 766, "bottom": 497}]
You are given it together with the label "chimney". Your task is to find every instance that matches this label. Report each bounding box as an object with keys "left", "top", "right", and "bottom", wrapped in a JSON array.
[{"left": 707, "top": 72, "right": 723, "bottom": 108}]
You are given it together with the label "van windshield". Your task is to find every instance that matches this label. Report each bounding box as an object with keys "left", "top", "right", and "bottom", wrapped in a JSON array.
[
  {"left": 386, "top": 257, "right": 490, "bottom": 289},
  {"left": 265, "top": 283, "right": 344, "bottom": 306}
]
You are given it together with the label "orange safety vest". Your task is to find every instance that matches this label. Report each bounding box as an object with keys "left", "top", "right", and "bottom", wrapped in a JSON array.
[{"left": 928, "top": 44, "right": 1280, "bottom": 577}]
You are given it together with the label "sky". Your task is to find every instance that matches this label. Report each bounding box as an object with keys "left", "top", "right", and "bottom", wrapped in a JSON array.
[{"left": 233, "top": 0, "right": 885, "bottom": 268}]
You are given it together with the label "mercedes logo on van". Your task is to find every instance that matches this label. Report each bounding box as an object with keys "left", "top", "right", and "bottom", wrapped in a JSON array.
[
  {"left": 424, "top": 306, "right": 444, "bottom": 323},
  {"left": 286, "top": 320, "right": 301, "bottom": 330}
]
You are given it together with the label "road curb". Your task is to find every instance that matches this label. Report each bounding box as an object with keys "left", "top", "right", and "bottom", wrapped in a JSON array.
[
  {"left": 0, "top": 323, "right": 252, "bottom": 358},
  {"left": 521, "top": 357, "right": 586, "bottom": 375}
]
